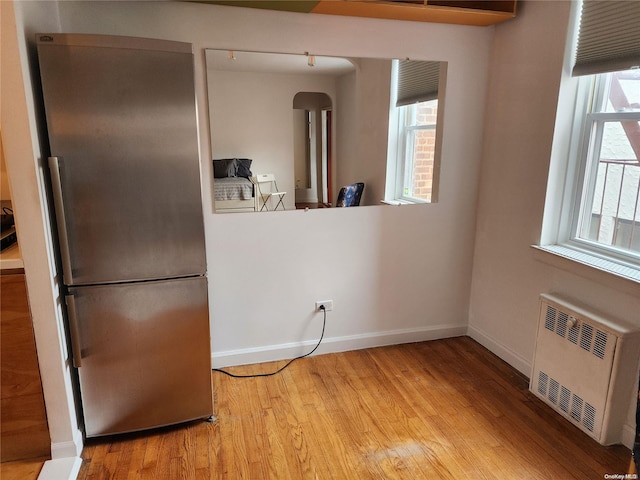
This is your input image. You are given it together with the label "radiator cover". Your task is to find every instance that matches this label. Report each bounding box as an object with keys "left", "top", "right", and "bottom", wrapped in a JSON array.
[{"left": 530, "top": 294, "right": 640, "bottom": 446}]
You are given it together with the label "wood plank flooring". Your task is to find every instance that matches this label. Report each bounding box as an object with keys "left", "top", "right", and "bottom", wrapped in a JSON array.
[
  {"left": 0, "top": 458, "right": 46, "bottom": 480},
  {"left": 76, "top": 337, "right": 634, "bottom": 479},
  {"left": 1, "top": 273, "right": 51, "bottom": 462}
]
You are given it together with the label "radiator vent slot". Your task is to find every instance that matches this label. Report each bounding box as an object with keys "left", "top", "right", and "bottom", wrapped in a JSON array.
[
  {"left": 557, "top": 311, "right": 568, "bottom": 337},
  {"left": 537, "top": 371, "right": 548, "bottom": 396},
  {"left": 593, "top": 330, "right": 607, "bottom": 359},
  {"left": 549, "top": 378, "right": 559, "bottom": 405},
  {"left": 530, "top": 294, "right": 640, "bottom": 446},
  {"left": 580, "top": 323, "right": 593, "bottom": 352},
  {"left": 568, "top": 324, "right": 579, "bottom": 344},
  {"left": 559, "top": 386, "right": 571, "bottom": 413},
  {"left": 544, "top": 306, "right": 556, "bottom": 331},
  {"left": 583, "top": 404, "right": 596, "bottom": 432}
]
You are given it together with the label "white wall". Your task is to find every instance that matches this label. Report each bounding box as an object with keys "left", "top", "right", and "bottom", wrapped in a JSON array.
[
  {"left": 341, "top": 57, "right": 393, "bottom": 205},
  {"left": 2, "top": 2, "right": 83, "bottom": 477},
  {"left": 467, "top": 0, "right": 640, "bottom": 447},
  {"left": 1, "top": 136, "right": 13, "bottom": 202},
  {"left": 7, "top": 0, "right": 493, "bottom": 469}
]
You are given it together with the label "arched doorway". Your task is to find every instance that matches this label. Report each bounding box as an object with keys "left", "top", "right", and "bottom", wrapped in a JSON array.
[{"left": 293, "top": 92, "right": 332, "bottom": 208}]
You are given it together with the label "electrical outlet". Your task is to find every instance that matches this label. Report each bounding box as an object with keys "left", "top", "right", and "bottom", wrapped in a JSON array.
[{"left": 315, "top": 300, "right": 333, "bottom": 312}]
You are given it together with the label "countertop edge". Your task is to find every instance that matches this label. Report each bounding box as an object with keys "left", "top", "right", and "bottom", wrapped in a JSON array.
[{"left": 0, "top": 243, "right": 24, "bottom": 271}]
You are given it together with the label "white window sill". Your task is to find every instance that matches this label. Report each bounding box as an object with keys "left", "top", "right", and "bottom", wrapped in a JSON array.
[
  {"left": 380, "top": 199, "right": 429, "bottom": 206},
  {"left": 532, "top": 244, "right": 640, "bottom": 294}
]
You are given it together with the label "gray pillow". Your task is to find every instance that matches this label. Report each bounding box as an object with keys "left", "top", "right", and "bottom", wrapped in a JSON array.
[
  {"left": 235, "top": 158, "right": 253, "bottom": 178},
  {"left": 213, "top": 159, "right": 238, "bottom": 178}
]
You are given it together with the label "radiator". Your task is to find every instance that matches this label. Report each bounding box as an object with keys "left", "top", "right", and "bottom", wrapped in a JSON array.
[{"left": 530, "top": 293, "right": 640, "bottom": 446}]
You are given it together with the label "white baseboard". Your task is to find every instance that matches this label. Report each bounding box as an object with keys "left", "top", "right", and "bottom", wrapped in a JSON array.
[
  {"left": 50, "top": 427, "right": 83, "bottom": 459},
  {"left": 38, "top": 457, "right": 82, "bottom": 480},
  {"left": 466, "top": 323, "right": 532, "bottom": 377},
  {"left": 212, "top": 324, "right": 467, "bottom": 368},
  {"left": 621, "top": 419, "right": 637, "bottom": 450}
]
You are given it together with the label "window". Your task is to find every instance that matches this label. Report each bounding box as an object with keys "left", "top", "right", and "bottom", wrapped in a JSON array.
[
  {"left": 571, "top": 69, "right": 640, "bottom": 264},
  {"left": 385, "top": 59, "right": 445, "bottom": 205},
  {"left": 393, "top": 100, "right": 438, "bottom": 203},
  {"left": 539, "top": 0, "right": 640, "bottom": 281}
]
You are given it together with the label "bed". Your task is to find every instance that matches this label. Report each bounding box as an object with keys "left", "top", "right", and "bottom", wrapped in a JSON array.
[{"left": 213, "top": 158, "right": 257, "bottom": 213}]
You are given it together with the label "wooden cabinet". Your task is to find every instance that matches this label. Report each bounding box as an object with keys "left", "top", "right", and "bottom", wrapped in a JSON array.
[
  {"left": 205, "top": 0, "right": 517, "bottom": 26},
  {"left": 1, "top": 272, "right": 50, "bottom": 462},
  {"left": 313, "top": 0, "right": 517, "bottom": 26}
]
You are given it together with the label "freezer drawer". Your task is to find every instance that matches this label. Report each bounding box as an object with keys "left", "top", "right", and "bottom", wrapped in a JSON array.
[{"left": 67, "top": 276, "right": 213, "bottom": 437}]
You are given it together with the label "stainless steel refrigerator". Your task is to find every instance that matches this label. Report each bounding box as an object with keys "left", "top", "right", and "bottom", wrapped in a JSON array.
[{"left": 37, "top": 33, "right": 214, "bottom": 437}]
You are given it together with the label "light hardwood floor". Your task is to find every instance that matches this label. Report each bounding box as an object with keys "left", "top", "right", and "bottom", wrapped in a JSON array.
[{"left": 70, "top": 337, "right": 635, "bottom": 478}]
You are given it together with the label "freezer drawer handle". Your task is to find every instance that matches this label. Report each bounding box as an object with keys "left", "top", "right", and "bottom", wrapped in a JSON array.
[
  {"left": 66, "top": 295, "right": 83, "bottom": 368},
  {"left": 48, "top": 156, "right": 74, "bottom": 285}
]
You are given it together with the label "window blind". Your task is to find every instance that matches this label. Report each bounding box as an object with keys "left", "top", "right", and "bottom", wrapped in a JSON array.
[
  {"left": 573, "top": 0, "right": 640, "bottom": 76},
  {"left": 396, "top": 60, "right": 441, "bottom": 107}
]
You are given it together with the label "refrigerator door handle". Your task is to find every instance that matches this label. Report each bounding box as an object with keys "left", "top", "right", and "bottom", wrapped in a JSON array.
[
  {"left": 65, "top": 294, "right": 83, "bottom": 368},
  {"left": 48, "top": 156, "right": 74, "bottom": 285}
]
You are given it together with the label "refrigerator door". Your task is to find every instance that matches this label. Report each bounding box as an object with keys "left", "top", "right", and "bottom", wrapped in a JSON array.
[
  {"left": 38, "top": 34, "right": 206, "bottom": 285},
  {"left": 67, "top": 276, "right": 213, "bottom": 437}
]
